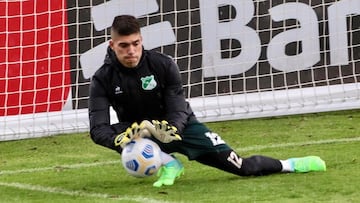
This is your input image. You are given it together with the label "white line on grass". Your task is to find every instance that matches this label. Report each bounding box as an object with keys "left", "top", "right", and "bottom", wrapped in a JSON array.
[
  {"left": 1, "top": 136, "right": 359, "bottom": 176},
  {"left": 235, "top": 136, "right": 360, "bottom": 152},
  {"left": 0, "top": 160, "right": 121, "bottom": 175},
  {"left": 0, "top": 182, "right": 173, "bottom": 203}
]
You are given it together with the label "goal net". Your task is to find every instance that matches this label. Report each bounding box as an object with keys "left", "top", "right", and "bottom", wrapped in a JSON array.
[{"left": 1, "top": 0, "right": 359, "bottom": 141}]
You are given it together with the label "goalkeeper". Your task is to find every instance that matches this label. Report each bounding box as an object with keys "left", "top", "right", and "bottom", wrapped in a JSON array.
[{"left": 88, "top": 15, "right": 326, "bottom": 187}]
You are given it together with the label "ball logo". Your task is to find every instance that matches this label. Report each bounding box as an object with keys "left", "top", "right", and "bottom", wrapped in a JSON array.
[
  {"left": 125, "top": 160, "right": 140, "bottom": 172},
  {"left": 144, "top": 165, "right": 157, "bottom": 176},
  {"left": 141, "top": 144, "right": 155, "bottom": 159},
  {"left": 0, "top": 0, "right": 71, "bottom": 116}
]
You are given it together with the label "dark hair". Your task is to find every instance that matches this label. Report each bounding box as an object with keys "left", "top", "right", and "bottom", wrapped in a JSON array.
[{"left": 111, "top": 15, "right": 140, "bottom": 36}]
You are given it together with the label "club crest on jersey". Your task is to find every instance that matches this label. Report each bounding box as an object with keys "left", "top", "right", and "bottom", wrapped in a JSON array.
[{"left": 141, "top": 75, "right": 157, "bottom": 90}]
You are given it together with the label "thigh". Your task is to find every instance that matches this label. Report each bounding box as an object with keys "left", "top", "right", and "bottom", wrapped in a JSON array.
[{"left": 155, "top": 120, "right": 232, "bottom": 160}]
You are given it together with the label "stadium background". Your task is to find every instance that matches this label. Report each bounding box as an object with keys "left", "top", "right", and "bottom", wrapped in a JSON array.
[{"left": 0, "top": 0, "right": 359, "bottom": 139}]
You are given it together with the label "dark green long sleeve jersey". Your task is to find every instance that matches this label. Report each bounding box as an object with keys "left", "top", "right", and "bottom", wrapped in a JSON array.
[{"left": 88, "top": 47, "right": 194, "bottom": 152}]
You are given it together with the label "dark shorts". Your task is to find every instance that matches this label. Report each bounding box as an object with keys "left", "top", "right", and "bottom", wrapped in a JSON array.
[{"left": 151, "top": 119, "right": 232, "bottom": 160}]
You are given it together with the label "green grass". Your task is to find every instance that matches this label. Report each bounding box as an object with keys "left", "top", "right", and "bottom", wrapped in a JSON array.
[{"left": 1, "top": 110, "right": 360, "bottom": 202}]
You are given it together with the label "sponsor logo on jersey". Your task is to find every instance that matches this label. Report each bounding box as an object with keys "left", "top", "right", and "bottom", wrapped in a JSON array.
[{"left": 115, "top": 86, "right": 123, "bottom": 94}]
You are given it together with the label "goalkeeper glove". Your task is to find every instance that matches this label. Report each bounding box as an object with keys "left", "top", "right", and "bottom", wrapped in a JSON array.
[
  {"left": 114, "top": 122, "right": 142, "bottom": 148},
  {"left": 140, "top": 120, "right": 182, "bottom": 143}
]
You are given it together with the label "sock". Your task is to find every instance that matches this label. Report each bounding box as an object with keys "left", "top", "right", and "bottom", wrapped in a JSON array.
[
  {"left": 280, "top": 159, "right": 294, "bottom": 172},
  {"left": 160, "top": 151, "right": 175, "bottom": 165}
]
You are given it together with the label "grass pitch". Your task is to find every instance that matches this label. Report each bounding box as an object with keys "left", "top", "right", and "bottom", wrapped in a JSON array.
[{"left": 1, "top": 110, "right": 359, "bottom": 202}]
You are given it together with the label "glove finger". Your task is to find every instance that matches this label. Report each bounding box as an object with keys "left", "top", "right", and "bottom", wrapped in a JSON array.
[
  {"left": 125, "top": 127, "right": 134, "bottom": 138},
  {"left": 152, "top": 120, "right": 161, "bottom": 129},
  {"left": 139, "top": 128, "right": 151, "bottom": 137},
  {"left": 167, "top": 125, "right": 178, "bottom": 133},
  {"left": 172, "top": 133, "right": 182, "bottom": 141},
  {"left": 139, "top": 120, "right": 151, "bottom": 129},
  {"left": 125, "top": 122, "right": 140, "bottom": 138},
  {"left": 158, "top": 133, "right": 182, "bottom": 143},
  {"left": 160, "top": 120, "right": 170, "bottom": 131},
  {"left": 139, "top": 120, "right": 155, "bottom": 137},
  {"left": 114, "top": 132, "right": 131, "bottom": 148},
  {"left": 132, "top": 124, "right": 141, "bottom": 134},
  {"left": 131, "top": 129, "right": 140, "bottom": 138}
]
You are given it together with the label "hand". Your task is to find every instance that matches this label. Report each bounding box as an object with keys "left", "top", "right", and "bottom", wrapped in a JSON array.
[
  {"left": 114, "top": 122, "right": 142, "bottom": 148},
  {"left": 139, "top": 120, "right": 182, "bottom": 143}
]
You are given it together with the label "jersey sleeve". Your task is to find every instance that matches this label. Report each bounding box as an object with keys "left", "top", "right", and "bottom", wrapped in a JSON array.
[
  {"left": 163, "top": 58, "right": 192, "bottom": 133},
  {"left": 88, "top": 75, "right": 129, "bottom": 152}
]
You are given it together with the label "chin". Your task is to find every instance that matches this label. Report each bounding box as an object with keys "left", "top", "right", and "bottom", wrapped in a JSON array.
[{"left": 125, "top": 62, "right": 138, "bottom": 68}]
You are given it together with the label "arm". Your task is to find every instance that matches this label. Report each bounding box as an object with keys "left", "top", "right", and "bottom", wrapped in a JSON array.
[
  {"left": 162, "top": 59, "right": 191, "bottom": 133},
  {"left": 88, "top": 76, "right": 130, "bottom": 152}
]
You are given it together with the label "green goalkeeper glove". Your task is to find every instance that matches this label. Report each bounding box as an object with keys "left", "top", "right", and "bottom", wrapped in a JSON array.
[
  {"left": 114, "top": 122, "right": 142, "bottom": 148},
  {"left": 139, "top": 120, "right": 182, "bottom": 143}
]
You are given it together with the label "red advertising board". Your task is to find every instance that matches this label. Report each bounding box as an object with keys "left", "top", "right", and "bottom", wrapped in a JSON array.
[{"left": 0, "top": 0, "right": 71, "bottom": 116}]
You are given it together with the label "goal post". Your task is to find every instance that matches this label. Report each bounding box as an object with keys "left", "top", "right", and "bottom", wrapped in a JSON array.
[{"left": 1, "top": 0, "right": 359, "bottom": 141}]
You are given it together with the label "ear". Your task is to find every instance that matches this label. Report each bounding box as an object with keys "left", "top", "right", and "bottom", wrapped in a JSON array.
[{"left": 109, "top": 39, "right": 114, "bottom": 50}]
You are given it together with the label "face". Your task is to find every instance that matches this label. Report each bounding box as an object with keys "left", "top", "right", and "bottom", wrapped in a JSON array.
[{"left": 109, "top": 32, "right": 143, "bottom": 68}]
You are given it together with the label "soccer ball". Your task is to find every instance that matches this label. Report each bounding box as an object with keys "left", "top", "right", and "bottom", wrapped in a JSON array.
[{"left": 121, "top": 137, "right": 162, "bottom": 178}]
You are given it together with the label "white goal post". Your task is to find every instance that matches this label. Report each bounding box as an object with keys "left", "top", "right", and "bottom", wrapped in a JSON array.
[{"left": 1, "top": 0, "right": 359, "bottom": 141}]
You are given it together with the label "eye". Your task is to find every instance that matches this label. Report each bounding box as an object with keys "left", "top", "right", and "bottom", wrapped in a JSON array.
[
  {"left": 119, "top": 43, "right": 130, "bottom": 48},
  {"left": 132, "top": 41, "right": 140, "bottom": 46}
]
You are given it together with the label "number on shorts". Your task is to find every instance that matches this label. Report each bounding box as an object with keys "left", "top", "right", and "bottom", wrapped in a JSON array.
[
  {"left": 227, "top": 151, "right": 243, "bottom": 168},
  {"left": 205, "top": 132, "right": 226, "bottom": 146}
]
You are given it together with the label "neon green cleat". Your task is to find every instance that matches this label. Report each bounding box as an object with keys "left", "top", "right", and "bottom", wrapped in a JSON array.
[
  {"left": 290, "top": 156, "right": 326, "bottom": 173},
  {"left": 153, "top": 158, "right": 184, "bottom": 187}
]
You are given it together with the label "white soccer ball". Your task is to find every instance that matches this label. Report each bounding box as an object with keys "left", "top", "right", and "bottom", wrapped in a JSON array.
[{"left": 121, "top": 137, "right": 162, "bottom": 178}]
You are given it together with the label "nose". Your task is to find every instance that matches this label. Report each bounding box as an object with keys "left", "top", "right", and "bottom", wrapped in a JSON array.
[{"left": 128, "top": 45, "right": 136, "bottom": 55}]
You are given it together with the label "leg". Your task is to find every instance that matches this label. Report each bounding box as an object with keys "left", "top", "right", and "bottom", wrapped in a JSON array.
[
  {"left": 195, "top": 150, "right": 283, "bottom": 176},
  {"left": 153, "top": 151, "right": 184, "bottom": 187},
  {"left": 158, "top": 120, "right": 282, "bottom": 176}
]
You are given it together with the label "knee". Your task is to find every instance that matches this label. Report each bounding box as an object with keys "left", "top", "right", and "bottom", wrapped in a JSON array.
[{"left": 240, "top": 155, "right": 264, "bottom": 176}]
